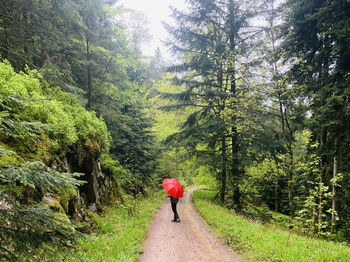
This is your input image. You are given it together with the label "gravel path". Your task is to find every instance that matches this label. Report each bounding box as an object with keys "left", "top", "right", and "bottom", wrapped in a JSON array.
[{"left": 139, "top": 188, "right": 245, "bottom": 262}]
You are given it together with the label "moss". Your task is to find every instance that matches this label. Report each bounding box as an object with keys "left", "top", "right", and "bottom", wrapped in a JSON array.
[
  {"left": 0, "top": 144, "right": 24, "bottom": 167},
  {"left": 42, "top": 194, "right": 75, "bottom": 232},
  {"left": 108, "top": 185, "right": 120, "bottom": 204},
  {"left": 84, "top": 138, "right": 101, "bottom": 156},
  {"left": 59, "top": 187, "right": 78, "bottom": 213},
  {"left": 43, "top": 194, "right": 65, "bottom": 214}
]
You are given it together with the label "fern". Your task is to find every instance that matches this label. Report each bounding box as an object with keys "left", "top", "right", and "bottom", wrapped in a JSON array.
[
  {"left": 0, "top": 145, "right": 14, "bottom": 155},
  {"left": 0, "top": 162, "right": 86, "bottom": 261},
  {"left": 0, "top": 161, "right": 84, "bottom": 192}
]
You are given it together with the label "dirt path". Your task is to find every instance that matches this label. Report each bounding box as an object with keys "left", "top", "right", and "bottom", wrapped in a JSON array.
[{"left": 139, "top": 188, "right": 245, "bottom": 262}]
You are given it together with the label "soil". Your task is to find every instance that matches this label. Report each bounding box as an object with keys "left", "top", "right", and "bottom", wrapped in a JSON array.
[{"left": 139, "top": 188, "right": 245, "bottom": 262}]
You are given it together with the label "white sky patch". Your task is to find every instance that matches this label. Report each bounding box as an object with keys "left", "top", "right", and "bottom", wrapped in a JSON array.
[{"left": 117, "top": 0, "right": 187, "bottom": 58}]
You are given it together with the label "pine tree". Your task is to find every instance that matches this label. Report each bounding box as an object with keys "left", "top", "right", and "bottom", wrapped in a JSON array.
[
  {"left": 165, "top": 0, "right": 256, "bottom": 205},
  {"left": 257, "top": 0, "right": 305, "bottom": 226},
  {"left": 282, "top": 0, "right": 350, "bottom": 234}
]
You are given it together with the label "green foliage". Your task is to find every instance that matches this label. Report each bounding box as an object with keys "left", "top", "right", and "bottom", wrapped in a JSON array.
[
  {"left": 0, "top": 161, "right": 85, "bottom": 262},
  {"left": 195, "top": 165, "right": 217, "bottom": 188},
  {"left": 295, "top": 151, "right": 343, "bottom": 238},
  {"left": 283, "top": 0, "right": 350, "bottom": 236},
  {"left": 149, "top": 77, "right": 189, "bottom": 142},
  {"left": 154, "top": 151, "right": 182, "bottom": 181},
  {"left": 0, "top": 60, "right": 111, "bottom": 260},
  {"left": 100, "top": 154, "right": 129, "bottom": 183},
  {"left": 70, "top": 191, "right": 164, "bottom": 262},
  {"left": 0, "top": 0, "right": 349, "bottom": 258},
  {"left": 271, "top": 212, "right": 291, "bottom": 229},
  {"left": 0, "top": 0, "right": 157, "bottom": 190},
  {"left": 0, "top": 161, "right": 84, "bottom": 192},
  {"left": 100, "top": 153, "right": 143, "bottom": 198},
  {"left": 193, "top": 189, "right": 350, "bottom": 261},
  {"left": 148, "top": 76, "right": 205, "bottom": 188},
  {"left": 241, "top": 203, "right": 273, "bottom": 223},
  {"left": 296, "top": 181, "right": 333, "bottom": 237},
  {"left": 244, "top": 157, "right": 284, "bottom": 201},
  {"left": 165, "top": 0, "right": 267, "bottom": 206},
  {"left": 0, "top": 60, "right": 110, "bottom": 159}
]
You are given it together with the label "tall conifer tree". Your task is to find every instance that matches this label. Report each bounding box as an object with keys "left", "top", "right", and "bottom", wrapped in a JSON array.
[
  {"left": 165, "top": 0, "right": 255, "bottom": 205},
  {"left": 283, "top": 0, "right": 350, "bottom": 232}
]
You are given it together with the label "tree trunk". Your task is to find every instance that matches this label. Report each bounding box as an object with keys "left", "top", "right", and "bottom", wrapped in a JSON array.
[
  {"left": 268, "top": 1, "right": 281, "bottom": 214},
  {"left": 331, "top": 138, "right": 338, "bottom": 232},
  {"left": 2, "top": 3, "right": 9, "bottom": 60},
  {"left": 287, "top": 144, "right": 294, "bottom": 228},
  {"left": 318, "top": 168, "right": 323, "bottom": 234},
  {"left": 274, "top": 172, "right": 279, "bottom": 212},
  {"left": 279, "top": 99, "right": 294, "bottom": 227},
  {"left": 220, "top": 135, "right": 227, "bottom": 203},
  {"left": 318, "top": 128, "right": 327, "bottom": 233},
  {"left": 86, "top": 34, "right": 92, "bottom": 110},
  {"left": 228, "top": 0, "right": 240, "bottom": 209}
]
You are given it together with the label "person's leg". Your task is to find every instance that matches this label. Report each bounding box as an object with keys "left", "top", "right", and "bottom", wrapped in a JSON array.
[
  {"left": 171, "top": 202, "right": 177, "bottom": 221},
  {"left": 174, "top": 202, "right": 180, "bottom": 221}
]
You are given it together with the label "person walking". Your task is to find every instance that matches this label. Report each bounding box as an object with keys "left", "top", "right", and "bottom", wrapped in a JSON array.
[
  {"left": 162, "top": 178, "right": 183, "bottom": 223},
  {"left": 169, "top": 195, "right": 180, "bottom": 222}
]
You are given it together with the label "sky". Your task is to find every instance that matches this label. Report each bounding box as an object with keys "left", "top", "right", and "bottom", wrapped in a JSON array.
[{"left": 117, "top": 0, "right": 187, "bottom": 58}]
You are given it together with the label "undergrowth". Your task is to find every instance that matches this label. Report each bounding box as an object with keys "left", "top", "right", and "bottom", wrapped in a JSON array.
[{"left": 69, "top": 191, "right": 164, "bottom": 262}]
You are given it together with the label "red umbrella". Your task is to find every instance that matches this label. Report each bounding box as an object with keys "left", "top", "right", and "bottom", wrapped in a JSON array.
[{"left": 162, "top": 178, "right": 183, "bottom": 198}]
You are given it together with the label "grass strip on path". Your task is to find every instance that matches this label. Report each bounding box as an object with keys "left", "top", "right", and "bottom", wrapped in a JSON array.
[
  {"left": 193, "top": 189, "right": 350, "bottom": 262},
  {"left": 71, "top": 191, "right": 164, "bottom": 262}
]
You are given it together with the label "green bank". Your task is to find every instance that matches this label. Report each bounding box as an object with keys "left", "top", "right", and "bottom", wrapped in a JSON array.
[
  {"left": 193, "top": 189, "right": 350, "bottom": 262},
  {"left": 71, "top": 192, "right": 164, "bottom": 262}
]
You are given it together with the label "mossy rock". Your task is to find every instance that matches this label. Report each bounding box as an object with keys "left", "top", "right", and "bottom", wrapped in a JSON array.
[
  {"left": 84, "top": 138, "right": 101, "bottom": 155},
  {"left": 42, "top": 193, "right": 65, "bottom": 214},
  {"left": 42, "top": 193, "right": 74, "bottom": 232},
  {"left": 59, "top": 187, "right": 78, "bottom": 213}
]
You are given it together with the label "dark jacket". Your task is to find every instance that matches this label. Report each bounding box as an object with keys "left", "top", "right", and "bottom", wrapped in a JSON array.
[{"left": 170, "top": 196, "right": 179, "bottom": 204}]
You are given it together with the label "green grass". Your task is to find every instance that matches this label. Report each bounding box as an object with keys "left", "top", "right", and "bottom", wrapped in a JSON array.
[
  {"left": 70, "top": 191, "right": 164, "bottom": 262},
  {"left": 192, "top": 189, "right": 350, "bottom": 262}
]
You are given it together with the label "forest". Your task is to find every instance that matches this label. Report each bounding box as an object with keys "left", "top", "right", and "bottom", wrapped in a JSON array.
[{"left": 0, "top": 0, "right": 349, "bottom": 261}]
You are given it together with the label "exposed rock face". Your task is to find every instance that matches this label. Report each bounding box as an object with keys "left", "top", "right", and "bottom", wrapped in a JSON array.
[
  {"left": 65, "top": 140, "right": 119, "bottom": 201},
  {"left": 46, "top": 139, "right": 121, "bottom": 220},
  {"left": 66, "top": 143, "right": 101, "bottom": 206},
  {"left": 98, "top": 162, "right": 121, "bottom": 204}
]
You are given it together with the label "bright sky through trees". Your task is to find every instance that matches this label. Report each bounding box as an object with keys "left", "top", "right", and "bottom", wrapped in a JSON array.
[{"left": 117, "top": 0, "right": 187, "bottom": 58}]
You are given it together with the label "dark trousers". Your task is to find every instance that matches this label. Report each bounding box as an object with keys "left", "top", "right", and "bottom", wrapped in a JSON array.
[{"left": 171, "top": 202, "right": 179, "bottom": 220}]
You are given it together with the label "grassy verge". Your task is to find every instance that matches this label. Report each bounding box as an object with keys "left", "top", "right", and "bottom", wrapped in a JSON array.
[
  {"left": 70, "top": 191, "right": 164, "bottom": 262},
  {"left": 193, "top": 189, "right": 350, "bottom": 262}
]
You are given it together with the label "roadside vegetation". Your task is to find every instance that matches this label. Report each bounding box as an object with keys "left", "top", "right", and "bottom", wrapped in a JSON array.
[
  {"left": 193, "top": 189, "right": 350, "bottom": 262},
  {"left": 71, "top": 191, "right": 164, "bottom": 262}
]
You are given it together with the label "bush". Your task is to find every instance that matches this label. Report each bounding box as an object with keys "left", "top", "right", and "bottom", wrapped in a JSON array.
[
  {"left": 0, "top": 60, "right": 110, "bottom": 159},
  {"left": 242, "top": 202, "right": 273, "bottom": 223}
]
